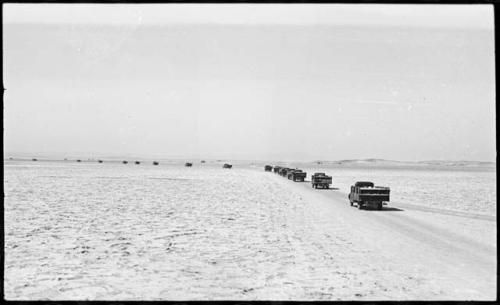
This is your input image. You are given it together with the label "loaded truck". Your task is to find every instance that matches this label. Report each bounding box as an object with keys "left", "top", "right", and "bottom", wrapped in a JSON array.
[
  {"left": 265, "top": 165, "right": 273, "bottom": 172},
  {"left": 348, "top": 181, "right": 390, "bottom": 210},
  {"left": 311, "top": 173, "right": 332, "bottom": 189},
  {"left": 288, "top": 169, "right": 307, "bottom": 182}
]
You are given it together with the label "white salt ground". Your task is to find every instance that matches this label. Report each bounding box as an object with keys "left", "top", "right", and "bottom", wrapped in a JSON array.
[{"left": 3, "top": 162, "right": 497, "bottom": 300}]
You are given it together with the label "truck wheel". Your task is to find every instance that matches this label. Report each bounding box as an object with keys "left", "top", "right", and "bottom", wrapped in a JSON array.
[
  {"left": 358, "top": 203, "right": 363, "bottom": 210},
  {"left": 325, "top": 185, "right": 329, "bottom": 189},
  {"left": 377, "top": 202, "right": 383, "bottom": 210}
]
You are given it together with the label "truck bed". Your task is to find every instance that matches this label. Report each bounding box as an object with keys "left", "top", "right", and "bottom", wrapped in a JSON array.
[
  {"left": 312, "top": 177, "right": 332, "bottom": 183},
  {"left": 358, "top": 194, "right": 390, "bottom": 202},
  {"left": 356, "top": 187, "right": 390, "bottom": 202}
]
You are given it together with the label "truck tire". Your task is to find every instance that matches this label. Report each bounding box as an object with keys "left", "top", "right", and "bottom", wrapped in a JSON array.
[
  {"left": 358, "top": 203, "right": 363, "bottom": 210},
  {"left": 325, "top": 185, "right": 329, "bottom": 189},
  {"left": 377, "top": 202, "right": 383, "bottom": 210}
]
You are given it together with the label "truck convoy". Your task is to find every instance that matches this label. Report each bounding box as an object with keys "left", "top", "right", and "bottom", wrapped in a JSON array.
[
  {"left": 268, "top": 165, "right": 391, "bottom": 211},
  {"left": 311, "top": 173, "right": 332, "bottom": 189},
  {"left": 348, "top": 181, "right": 390, "bottom": 210}
]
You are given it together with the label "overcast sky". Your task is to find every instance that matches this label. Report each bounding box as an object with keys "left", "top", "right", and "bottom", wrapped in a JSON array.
[{"left": 3, "top": 4, "right": 495, "bottom": 161}]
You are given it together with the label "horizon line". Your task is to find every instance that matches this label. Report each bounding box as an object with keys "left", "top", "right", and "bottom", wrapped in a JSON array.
[{"left": 3, "top": 155, "right": 496, "bottom": 164}]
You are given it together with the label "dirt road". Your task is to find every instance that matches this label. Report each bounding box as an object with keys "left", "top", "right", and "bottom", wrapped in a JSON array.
[{"left": 272, "top": 172, "right": 497, "bottom": 300}]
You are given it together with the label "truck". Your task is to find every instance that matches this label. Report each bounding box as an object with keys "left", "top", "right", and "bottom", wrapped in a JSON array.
[
  {"left": 311, "top": 173, "right": 332, "bottom": 189},
  {"left": 287, "top": 169, "right": 307, "bottom": 182},
  {"left": 279, "top": 167, "right": 291, "bottom": 177},
  {"left": 348, "top": 181, "right": 390, "bottom": 210},
  {"left": 273, "top": 166, "right": 282, "bottom": 174},
  {"left": 223, "top": 163, "right": 232, "bottom": 169},
  {"left": 264, "top": 165, "right": 273, "bottom": 172}
]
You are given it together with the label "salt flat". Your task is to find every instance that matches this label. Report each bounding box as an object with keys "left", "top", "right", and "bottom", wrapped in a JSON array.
[{"left": 3, "top": 161, "right": 497, "bottom": 300}]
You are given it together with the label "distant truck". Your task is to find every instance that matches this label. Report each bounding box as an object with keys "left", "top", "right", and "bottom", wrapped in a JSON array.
[
  {"left": 223, "top": 163, "right": 232, "bottom": 169},
  {"left": 279, "top": 167, "right": 291, "bottom": 177},
  {"left": 265, "top": 165, "right": 273, "bottom": 172},
  {"left": 185, "top": 162, "right": 193, "bottom": 167},
  {"left": 288, "top": 169, "right": 307, "bottom": 182},
  {"left": 348, "top": 181, "right": 390, "bottom": 210},
  {"left": 311, "top": 173, "right": 332, "bottom": 189},
  {"left": 273, "top": 166, "right": 282, "bottom": 174}
]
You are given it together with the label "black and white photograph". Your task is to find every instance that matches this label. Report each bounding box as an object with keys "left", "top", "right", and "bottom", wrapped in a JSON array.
[{"left": 2, "top": 3, "right": 496, "bottom": 301}]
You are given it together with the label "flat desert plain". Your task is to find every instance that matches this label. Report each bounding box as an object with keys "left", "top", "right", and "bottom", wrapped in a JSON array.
[{"left": 3, "top": 161, "right": 497, "bottom": 300}]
